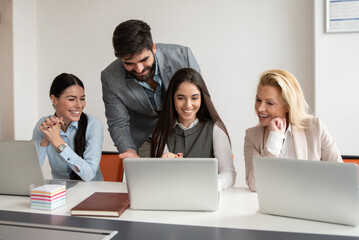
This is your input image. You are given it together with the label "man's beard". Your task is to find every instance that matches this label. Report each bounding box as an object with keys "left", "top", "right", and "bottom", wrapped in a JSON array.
[{"left": 129, "top": 61, "right": 156, "bottom": 82}]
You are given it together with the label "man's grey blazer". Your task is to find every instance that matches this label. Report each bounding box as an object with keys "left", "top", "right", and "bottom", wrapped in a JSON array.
[{"left": 101, "top": 43, "right": 201, "bottom": 153}]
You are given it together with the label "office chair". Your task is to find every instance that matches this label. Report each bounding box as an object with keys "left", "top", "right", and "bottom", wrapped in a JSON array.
[
  {"left": 342, "top": 155, "right": 359, "bottom": 165},
  {"left": 100, "top": 151, "right": 123, "bottom": 182}
]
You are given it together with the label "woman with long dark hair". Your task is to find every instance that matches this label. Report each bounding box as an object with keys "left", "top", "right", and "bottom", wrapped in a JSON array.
[
  {"left": 151, "top": 68, "right": 236, "bottom": 191},
  {"left": 32, "top": 73, "right": 103, "bottom": 181}
]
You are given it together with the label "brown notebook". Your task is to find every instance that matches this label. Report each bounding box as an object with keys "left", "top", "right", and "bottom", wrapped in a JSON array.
[{"left": 71, "top": 192, "right": 130, "bottom": 217}]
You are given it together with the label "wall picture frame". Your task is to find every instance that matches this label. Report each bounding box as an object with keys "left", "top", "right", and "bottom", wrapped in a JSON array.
[{"left": 326, "top": 0, "right": 359, "bottom": 33}]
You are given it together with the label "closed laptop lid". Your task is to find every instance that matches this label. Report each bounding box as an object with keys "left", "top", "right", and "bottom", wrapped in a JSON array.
[
  {"left": 124, "top": 158, "right": 219, "bottom": 211},
  {"left": 0, "top": 140, "right": 45, "bottom": 196},
  {"left": 254, "top": 157, "right": 359, "bottom": 226}
]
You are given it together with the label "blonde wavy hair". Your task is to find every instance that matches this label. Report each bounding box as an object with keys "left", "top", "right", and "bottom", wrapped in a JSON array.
[{"left": 258, "top": 69, "right": 312, "bottom": 129}]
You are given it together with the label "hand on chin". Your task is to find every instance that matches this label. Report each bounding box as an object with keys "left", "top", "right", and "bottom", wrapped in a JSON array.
[{"left": 268, "top": 117, "right": 286, "bottom": 134}]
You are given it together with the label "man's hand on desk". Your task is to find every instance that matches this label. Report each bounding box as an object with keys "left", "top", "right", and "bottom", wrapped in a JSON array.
[{"left": 119, "top": 149, "right": 140, "bottom": 160}]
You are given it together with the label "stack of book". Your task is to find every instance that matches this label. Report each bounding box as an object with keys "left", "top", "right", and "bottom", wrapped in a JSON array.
[{"left": 30, "top": 184, "right": 66, "bottom": 210}]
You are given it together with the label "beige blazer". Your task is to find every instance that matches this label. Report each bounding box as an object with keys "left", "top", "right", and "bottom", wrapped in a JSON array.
[{"left": 244, "top": 117, "right": 342, "bottom": 192}]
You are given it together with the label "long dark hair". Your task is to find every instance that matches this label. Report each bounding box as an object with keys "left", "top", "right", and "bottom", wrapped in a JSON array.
[
  {"left": 151, "top": 68, "right": 230, "bottom": 157},
  {"left": 50, "top": 73, "right": 88, "bottom": 180}
]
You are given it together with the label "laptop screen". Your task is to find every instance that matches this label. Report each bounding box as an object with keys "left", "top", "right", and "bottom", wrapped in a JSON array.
[
  {"left": 124, "top": 158, "right": 219, "bottom": 211},
  {"left": 254, "top": 157, "right": 359, "bottom": 226},
  {"left": 0, "top": 140, "right": 45, "bottom": 196}
]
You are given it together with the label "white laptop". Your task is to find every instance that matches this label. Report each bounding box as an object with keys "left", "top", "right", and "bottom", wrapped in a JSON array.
[
  {"left": 254, "top": 157, "right": 359, "bottom": 226},
  {"left": 0, "top": 140, "right": 46, "bottom": 196},
  {"left": 0, "top": 140, "right": 78, "bottom": 196},
  {"left": 123, "top": 158, "right": 219, "bottom": 211}
]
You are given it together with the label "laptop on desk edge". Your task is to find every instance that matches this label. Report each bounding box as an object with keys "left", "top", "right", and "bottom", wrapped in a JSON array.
[
  {"left": 0, "top": 140, "right": 78, "bottom": 196},
  {"left": 124, "top": 157, "right": 219, "bottom": 211},
  {"left": 254, "top": 157, "right": 359, "bottom": 226}
]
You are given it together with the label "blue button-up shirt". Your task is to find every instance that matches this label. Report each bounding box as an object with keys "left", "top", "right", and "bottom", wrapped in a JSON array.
[
  {"left": 134, "top": 55, "right": 163, "bottom": 112},
  {"left": 32, "top": 114, "right": 104, "bottom": 182}
]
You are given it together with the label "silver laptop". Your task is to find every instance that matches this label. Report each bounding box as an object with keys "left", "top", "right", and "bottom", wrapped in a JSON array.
[
  {"left": 124, "top": 158, "right": 219, "bottom": 211},
  {"left": 254, "top": 157, "right": 359, "bottom": 226},
  {"left": 0, "top": 140, "right": 46, "bottom": 196},
  {"left": 0, "top": 140, "right": 78, "bottom": 196}
]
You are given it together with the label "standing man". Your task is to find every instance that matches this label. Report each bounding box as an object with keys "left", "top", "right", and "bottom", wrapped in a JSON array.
[{"left": 101, "top": 19, "right": 201, "bottom": 159}]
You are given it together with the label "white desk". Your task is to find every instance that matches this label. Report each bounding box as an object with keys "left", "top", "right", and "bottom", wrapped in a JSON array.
[{"left": 1, "top": 181, "right": 359, "bottom": 237}]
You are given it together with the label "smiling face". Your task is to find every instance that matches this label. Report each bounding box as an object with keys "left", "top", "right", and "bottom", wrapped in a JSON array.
[
  {"left": 121, "top": 44, "right": 156, "bottom": 82},
  {"left": 51, "top": 85, "right": 86, "bottom": 126},
  {"left": 174, "top": 82, "right": 201, "bottom": 128},
  {"left": 255, "top": 85, "right": 288, "bottom": 127}
]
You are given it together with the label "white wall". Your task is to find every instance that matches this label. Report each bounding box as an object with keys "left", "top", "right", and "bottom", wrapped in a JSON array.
[
  {"left": 12, "top": 0, "right": 314, "bottom": 187},
  {"left": 314, "top": 1, "right": 359, "bottom": 155},
  {"left": 12, "top": 0, "right": 38, "bottom": 139}
]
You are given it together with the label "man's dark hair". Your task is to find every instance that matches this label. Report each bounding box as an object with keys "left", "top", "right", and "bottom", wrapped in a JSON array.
[{"left": 112, "top": 19, "right": 153, "bottom": 58}]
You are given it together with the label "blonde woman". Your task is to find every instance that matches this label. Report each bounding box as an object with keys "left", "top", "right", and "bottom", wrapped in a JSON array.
[{"left": 244, "top": 69, "right": 342, "bottom": 192}]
